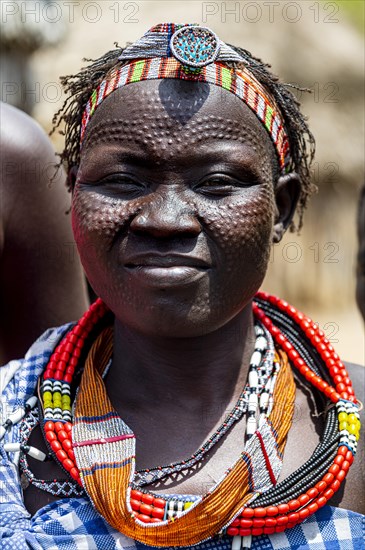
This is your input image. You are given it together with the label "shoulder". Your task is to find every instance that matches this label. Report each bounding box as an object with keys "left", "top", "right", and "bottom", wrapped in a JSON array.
[
  {"left": 1, "top": 323, "right": 73, "bottom": 400},
  {"left": 0, "top": 102, "right": 51, "bottom": 159},
  {"left": 344, "top": 362, "right": 364, "bottom": 426},
  {"left": 345, "top": 361, "right": 365, "bottom": 386},
  {"left": 0, "top": 104, "right": 88, "bottom": 363},
  {"left": 336, "top": 361, "right": 365, "bottom": 514},
  {"left": 0, "top": 102, "right": 69, "bottom": 239},
  {"left": 0, "top": 102, "right": 67, "bottom": 221}
]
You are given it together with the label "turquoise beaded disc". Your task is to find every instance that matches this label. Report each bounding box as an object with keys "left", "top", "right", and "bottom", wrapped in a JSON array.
[{"left": 170, "top": 26, "right": 220, "bottom": 68}]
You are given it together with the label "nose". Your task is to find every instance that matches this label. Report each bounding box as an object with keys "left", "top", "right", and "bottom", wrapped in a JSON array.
[{"left": 129, "top": 189, "right": 201, "bottom": 239}]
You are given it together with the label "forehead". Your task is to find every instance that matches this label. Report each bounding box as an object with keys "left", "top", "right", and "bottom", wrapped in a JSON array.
[{"left": 82, "top": 79, "right": 275, "bottom": 160}]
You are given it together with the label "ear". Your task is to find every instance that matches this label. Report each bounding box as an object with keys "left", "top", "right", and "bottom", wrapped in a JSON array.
[
  {"left": 67, "top": 166, "right": 79, "bottom": 192},
  {"left": 272, "top": 172, "right": 301, "bottom": 243}
]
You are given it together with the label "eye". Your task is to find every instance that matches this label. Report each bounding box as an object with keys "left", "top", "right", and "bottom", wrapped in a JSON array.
[
  {"left": 193, "top": 175, "right": 255, "bottom": 196},
  {"left": 97, "top": 175, "right": 146, "bottom": 196}
]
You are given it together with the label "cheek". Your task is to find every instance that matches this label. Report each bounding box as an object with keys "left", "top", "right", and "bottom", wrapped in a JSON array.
[
  {"left": 71, "top": 189, "right": 146, "bottom": 292},
  {"left": 71, "top": 187, "right": 143, "bottom": 248},
  {"left": 182, "top": 186, "right": 274, "bottom": 323},
  {"left": 196, "top": 185, "right": 274, "bottom": 272}
]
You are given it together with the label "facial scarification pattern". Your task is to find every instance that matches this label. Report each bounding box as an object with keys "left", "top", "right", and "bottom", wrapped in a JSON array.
[
  {"left": 73, "top": 81, "right": 277, "bottom": 337},
  {"left": 82, "top": 85, "right": 276, "bottom": 168}
]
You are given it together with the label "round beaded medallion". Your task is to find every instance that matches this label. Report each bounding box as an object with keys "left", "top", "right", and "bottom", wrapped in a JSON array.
[{"left": 170, "top": 25, "right": 220, "bottom": 68}]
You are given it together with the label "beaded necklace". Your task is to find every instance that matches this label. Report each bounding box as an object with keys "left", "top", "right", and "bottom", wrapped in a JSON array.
[
  {"left": 134, "top": 324, "right": 276, "bottom": 487},
  {"left": 18, "top": 407, "right": 84, "bottom": 497},
  {"left": 71, "top": 328, "right": 294, "bottom": 546},
  {"left": 37, "top": 293, "right": 360, "bottom": 547},
  {"left": 20, "top": 323, "right": 275, "bottom": 495}
]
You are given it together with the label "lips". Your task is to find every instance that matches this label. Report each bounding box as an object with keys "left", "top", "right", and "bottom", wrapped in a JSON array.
[
  {"left": 123, "top": 254, "right": 211, "bottom": 286},
  {"left": 124, "top": 253, "right": 211, "bottom": 269}
]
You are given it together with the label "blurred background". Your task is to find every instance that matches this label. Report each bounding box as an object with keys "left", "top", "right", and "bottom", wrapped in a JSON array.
[{"left": 1, "top": 0, "right": 364, "bottom": 364}]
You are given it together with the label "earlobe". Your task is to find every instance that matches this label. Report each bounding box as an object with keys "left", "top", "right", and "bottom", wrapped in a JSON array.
[
  {"left": 67, "top": 166, "right": 79, "bottom": 192},
  {"left": 272, "top": 172, "right": 301, "bottom": 243}
]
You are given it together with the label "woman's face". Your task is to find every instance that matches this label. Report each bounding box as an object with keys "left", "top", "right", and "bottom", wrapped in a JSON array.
[{"left": 72, "top": 79, "right": 279, "bottom": 337}]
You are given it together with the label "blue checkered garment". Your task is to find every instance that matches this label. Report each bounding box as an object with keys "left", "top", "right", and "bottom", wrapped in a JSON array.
[{"left": 1, "top": 326, "right": 364, "bottom": 549}]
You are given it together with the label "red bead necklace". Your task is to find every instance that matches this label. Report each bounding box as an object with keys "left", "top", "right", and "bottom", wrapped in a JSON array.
[
  {"left": 39, "top": 293, "right": 360, "bottom": 538},
  {"left": 254, "top": 291, "right": 356, "bottom": 403}
]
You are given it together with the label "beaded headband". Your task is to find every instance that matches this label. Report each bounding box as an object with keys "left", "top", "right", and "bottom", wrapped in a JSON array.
[{"left": 80, "top": 23, "right": 291, "bottom": 172}]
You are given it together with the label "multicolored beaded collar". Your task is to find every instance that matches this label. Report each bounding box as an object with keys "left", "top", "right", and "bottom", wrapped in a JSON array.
[
  {"left": 35, "top": 293, "right": 361, "bottom": 548},
  {"left": 80, "top": 23, "right": 291, "bottom": 172}
]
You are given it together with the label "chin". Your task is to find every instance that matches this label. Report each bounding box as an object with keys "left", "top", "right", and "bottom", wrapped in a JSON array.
[
  {"left": 110, "top": 293, "right": 254, "bottom": 339},
  {"left": 114, "top": 304, "right": 216, "bottom": 339}
]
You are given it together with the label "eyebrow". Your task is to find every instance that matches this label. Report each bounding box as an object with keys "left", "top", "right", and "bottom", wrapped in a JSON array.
[{"left": 82, "top": 140, "right": 262, "bottom": 169}]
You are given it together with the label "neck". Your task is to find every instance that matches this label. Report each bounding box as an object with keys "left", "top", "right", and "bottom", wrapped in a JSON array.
[{"left": 105, "top": 303, "right": 255, "bottom": 416}]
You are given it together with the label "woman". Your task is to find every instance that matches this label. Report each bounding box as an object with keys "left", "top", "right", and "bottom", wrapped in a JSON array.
[{"left": 1, "top": 24, "right": 364, "bottom": 550}]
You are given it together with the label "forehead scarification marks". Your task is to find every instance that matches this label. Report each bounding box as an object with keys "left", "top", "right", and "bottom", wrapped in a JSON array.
[
  {"left": 81, "top": 117, "right": 272, "bottom": 169},
  {"left": 81, "top": 81, "right": 276, "bottom": 166}
]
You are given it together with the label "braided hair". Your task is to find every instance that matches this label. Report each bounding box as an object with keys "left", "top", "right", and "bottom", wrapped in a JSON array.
[{"left": 52, "top": 42, "right": 316, "bottom": 231}]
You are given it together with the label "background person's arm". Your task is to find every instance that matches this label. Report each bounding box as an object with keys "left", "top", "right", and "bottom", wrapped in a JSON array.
[{"left": 0, "top": 103, "right": 89, "bottom": 364}]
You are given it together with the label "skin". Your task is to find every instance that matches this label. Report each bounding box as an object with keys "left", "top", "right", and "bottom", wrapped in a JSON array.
[
  {"left": 0, "top": 103, "right": 89, "bottom": 364},
  {"left": 356, "top": 185, "right": 365, "bottom": 321},
  {"left": 23, "top": 80, "right": 364, "bottom": 516}
]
